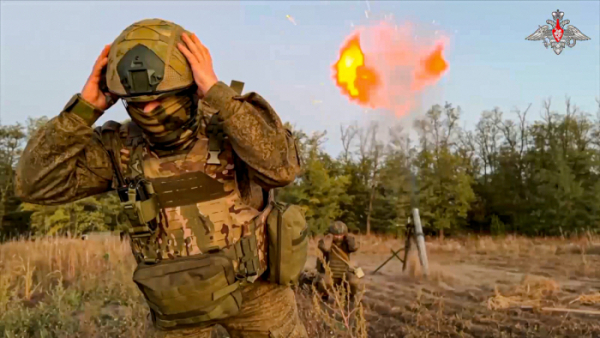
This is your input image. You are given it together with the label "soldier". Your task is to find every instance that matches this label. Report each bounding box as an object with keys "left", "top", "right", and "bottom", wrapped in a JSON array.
[
  {"left": 316, "top": 221, "right": 362, "bottom": 298},
  {"left": 15, "top": 19, "right": 307, "bottom": 338}
]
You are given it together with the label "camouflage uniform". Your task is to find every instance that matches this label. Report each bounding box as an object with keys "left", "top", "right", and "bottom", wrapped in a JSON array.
[
  {"left": 316, "top": 222, "right": 361, "bottom": 297},
  {"left": 15, "top": 18, "right": 306, "bottom": 338}
]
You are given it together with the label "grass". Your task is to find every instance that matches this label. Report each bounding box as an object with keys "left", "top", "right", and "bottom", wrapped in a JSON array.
[
  {"left": 2, "top": 233, "right": 600, "bottom": 337},
  {"left": 0, "top": 235, "right": 374, "bottom": 338},
  {"left": 0, "top": 235, "right": 155, "bottom": 338},
  {"left": 487, "top": 275, "right": 560, "bottom": 310}
]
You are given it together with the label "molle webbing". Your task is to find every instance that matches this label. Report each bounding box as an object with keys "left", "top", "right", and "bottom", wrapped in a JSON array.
[
  {"left": 232, "top": 234, "right": 260, "bottom": 278},
  {"left": 148, "top": 171, "right": 229, "bottom": 208},
  {"left": 329, "top": 244, "right": 351, "bottom": 278}
]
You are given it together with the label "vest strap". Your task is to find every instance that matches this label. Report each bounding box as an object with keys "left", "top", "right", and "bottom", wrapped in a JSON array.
[{"left": 206, "top": 113, "right": 224, "bottom": 164}]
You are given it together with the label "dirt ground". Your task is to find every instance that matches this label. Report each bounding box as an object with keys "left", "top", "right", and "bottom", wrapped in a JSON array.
[
  {"left": 4, "top": 235, "right": 600, "bottom": 337},
  {"left": 299, "top": 236, "right": 600, "bottom": 337}
]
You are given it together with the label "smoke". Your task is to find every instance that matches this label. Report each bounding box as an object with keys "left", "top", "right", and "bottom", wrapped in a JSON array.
[{"left": 353, "top": 21, "right": 450, "bottom": 117}]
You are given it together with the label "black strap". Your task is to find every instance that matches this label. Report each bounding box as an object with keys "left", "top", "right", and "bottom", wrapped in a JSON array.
[
  {"left": 100, "top": 121, "right": 126, "bottom": 188},
  {"left": 126, "top": 121, "right": 145, "bottom": 148},
  {"left": 206, "top": 113, "right": 224, "bottom": 164}
]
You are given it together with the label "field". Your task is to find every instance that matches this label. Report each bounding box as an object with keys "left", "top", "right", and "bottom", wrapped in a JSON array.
[{"left": 2, "top": 234, "right": 600, "bottom": 337}]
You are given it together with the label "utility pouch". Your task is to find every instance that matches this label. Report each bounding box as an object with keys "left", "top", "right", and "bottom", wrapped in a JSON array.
[
  {"left": 133, "top": 253, "right": 243, "bottom": 329},
  {"left": 266, "top": 202, "right": 309, "bottom": 286}
]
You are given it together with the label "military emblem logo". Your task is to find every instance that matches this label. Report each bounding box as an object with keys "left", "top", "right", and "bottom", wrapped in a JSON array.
[{"left": 526, "top": 9, "right": 590, "bottom": 55}]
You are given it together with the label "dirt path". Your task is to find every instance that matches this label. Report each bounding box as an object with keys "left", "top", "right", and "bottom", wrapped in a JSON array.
[{"left": 304, "top": 244, "right": 600, "bottom": 337}]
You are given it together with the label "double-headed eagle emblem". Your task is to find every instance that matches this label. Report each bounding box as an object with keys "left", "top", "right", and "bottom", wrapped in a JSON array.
[{"left": 526, "top": 9, "right": 590, "bottom": 55}]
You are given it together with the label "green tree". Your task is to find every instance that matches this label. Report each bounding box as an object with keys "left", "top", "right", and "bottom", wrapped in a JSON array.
[
  {"left": 414, "top": 103, "right": 475, "bottom": 237},
  {"left": 277, "top": 130, "right": 350, "bottom": 235}
]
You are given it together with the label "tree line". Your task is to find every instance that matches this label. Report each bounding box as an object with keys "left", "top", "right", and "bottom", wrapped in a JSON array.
[
  {"left": 278, "top": 97, "right": 600, "bottom": 237},
  {"left": 1, "top": 97, "right": 599, "bottom": 239}
]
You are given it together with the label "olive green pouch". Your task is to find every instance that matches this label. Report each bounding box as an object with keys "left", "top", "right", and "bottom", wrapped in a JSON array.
[
  {"left": 132, "top": 253, "right": 242, "bottom": 329},
  {"left": 267, "top": 202, "right": 309, "bottom": 286}
]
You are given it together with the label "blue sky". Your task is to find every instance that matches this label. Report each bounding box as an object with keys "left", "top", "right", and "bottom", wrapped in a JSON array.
[{"left": 1, "top": 1, "right": 599, "bottom": 155}]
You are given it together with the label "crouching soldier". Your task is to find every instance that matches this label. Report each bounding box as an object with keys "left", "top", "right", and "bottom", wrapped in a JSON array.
[{"left": 316, "top": 221, "right": 363, "bottom": 298}]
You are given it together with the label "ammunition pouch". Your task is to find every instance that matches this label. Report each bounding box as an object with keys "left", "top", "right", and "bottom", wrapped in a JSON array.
[
  {"left": 266, "top": 202, "right": 309, "bottom": 286},
  {"left": 133, "top": 252, "right": 243, "bottom": 329},
  {"left": 118, "top": 178, "right": 160, "bottom": 240}
]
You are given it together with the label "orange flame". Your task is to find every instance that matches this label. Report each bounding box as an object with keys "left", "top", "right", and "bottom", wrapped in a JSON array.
[
  {"left": 413, "top": 45, "right": 448, "bottom": 91},
  {"left": 333, "top": 22, "right": 450, "bottom": 117},
  {"left": 333, "top": 35, "right": 380, "bottom": 106}
]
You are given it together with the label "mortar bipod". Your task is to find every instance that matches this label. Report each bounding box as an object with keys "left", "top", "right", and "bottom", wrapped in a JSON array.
[{"left": 373, "top": 208, "right": 429, "bottom": 276}]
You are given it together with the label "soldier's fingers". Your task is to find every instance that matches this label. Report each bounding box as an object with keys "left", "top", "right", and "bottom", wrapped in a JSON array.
[
  {"left": 182, "top": 33, "right": 205, "bottom": 62},
  {"left": 94, "top": 45, "right": 111, "bottom": 69},
  {"left": 181, "top": 33, "right": 197, "bottom": 55},
  {"left": 177, "top": 43, "right": 199, "bottom": 65},
  {"left": 89, "top": 57, "right": 108, "bottom": 84},
  {"left": 191, "top": 34, "right": 212, "bottom": 62},
  {"left": 194, "top": 35, "right": 212, "bottom": 63},
  {"left": 94, "top": 45, "right": 110, "bottom": 63},
  {"left": 100, "top": 44, "right": 111, "bottom": 57},
  {"left": 89, "top": 46, "right": 109, "bottom": 78}
]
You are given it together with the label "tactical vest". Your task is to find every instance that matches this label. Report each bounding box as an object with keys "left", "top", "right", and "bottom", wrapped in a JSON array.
[
  {"left": 329, "top": 243, "right": 351, "bottom": 279},
  {"left": 99, "top": 101, "right": 268, "bottom": 329}
]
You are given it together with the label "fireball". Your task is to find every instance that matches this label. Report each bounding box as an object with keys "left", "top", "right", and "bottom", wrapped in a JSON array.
[
  {"left": 332, "top": 22, "right": 450, "bottom": 117},
  {"left": 413, "top": 44, "right": 448, "bottom": 91},
  {"left": 333, "top": 35, "right": 380, "bottom": 105}
]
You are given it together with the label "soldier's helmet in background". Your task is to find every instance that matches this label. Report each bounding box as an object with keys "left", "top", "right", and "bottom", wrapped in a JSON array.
[
  {"left": 329, "top": 221, "right": 348, "bottom": 236},
  {"left": 106, "top": 19, "right": 195, "bottom": 103}
]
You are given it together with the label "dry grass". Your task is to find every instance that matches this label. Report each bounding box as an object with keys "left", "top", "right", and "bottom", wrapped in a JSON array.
[
  {"left": 569, "top": 292, "right": 600, "bottom": 305},
  {"left": 311, "top": 256, "right": 367, "bottom": 338},
  {"left": 487, "top": 275, "right": 560, "bottom": 310},
  {"left": 312, "top": 233, "right": 600, "bottom": 258},
  {"left": 1, "top": 235, "right": 370, "bottom": 338},
  {"left": 296, "top": 248, "right": 368, "bottom": 338},
  {"left": 3, "top": 233, "right": 600, "bottom": 337},
  {"left": 0, "top": 235, "right": 155, "bottom": 337}
]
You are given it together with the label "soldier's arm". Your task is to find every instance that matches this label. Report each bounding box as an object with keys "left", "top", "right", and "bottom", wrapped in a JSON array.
[
  {"left": 318, "top": 239, "right": 330, "bottom": 253},
  {"left": 203, "top": 81, "right": 301, "bottom": 189},
  {"left": 346, "top": 235, "right": 360, "bottom": 253},
  {"left": 15, "top": 94, "right": 114, "bottom": 205}
]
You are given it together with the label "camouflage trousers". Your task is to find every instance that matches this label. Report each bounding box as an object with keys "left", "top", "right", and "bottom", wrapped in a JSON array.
[{"left": 155, "top": 281, "right": 308, "bottom": 338}]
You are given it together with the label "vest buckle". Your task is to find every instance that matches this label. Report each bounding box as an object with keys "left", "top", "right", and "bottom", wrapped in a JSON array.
[{"left": 207, "top": 150, "right": 221, "bottom": 164}]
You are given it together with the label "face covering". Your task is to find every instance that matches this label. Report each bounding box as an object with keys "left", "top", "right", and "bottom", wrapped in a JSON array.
[{"left": 125, "top": 93, "right": 200, "bottom": 153}]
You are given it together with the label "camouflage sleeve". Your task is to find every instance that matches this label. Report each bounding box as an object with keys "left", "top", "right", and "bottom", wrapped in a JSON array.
[
  {"left": 203, "top": 81, "right": 301, "bottom": 189},
  {"left": 318, "top": 239, "right": 330, "bottom": 253},
  {"left": 346, "top": 235, "right": 359, "bottom": 253},
  {"left": 15, "top": 94, "right": 114, "bottom": 205}
]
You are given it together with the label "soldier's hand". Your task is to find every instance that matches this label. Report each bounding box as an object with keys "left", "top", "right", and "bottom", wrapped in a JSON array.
[
  {"left": 177, "top": 32, "right": 218, "bottom": 98},
  {"left": 81, "top": 45, "right": 118, "bottom": 111}
]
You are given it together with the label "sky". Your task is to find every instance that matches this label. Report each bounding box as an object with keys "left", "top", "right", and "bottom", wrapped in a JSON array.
[{"left": 1, "top": 1, "right": 599, "bottom": 155}]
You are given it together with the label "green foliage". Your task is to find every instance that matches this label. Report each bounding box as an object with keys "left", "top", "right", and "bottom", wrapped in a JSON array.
[
  {"left": 490, "top": 215, "right": 505, "bottom": 237},
  {"left": 281, "top": 98, "right": 600, "bottom": 238},
  {"left": 278, "top": 130, "right": 350, "bottom": 235},
  {"left": 3, "top": 97, "right": 600, "bottom": 238},
  {"left": 20, "top": 193, "right": 125, "bottom": 237}
]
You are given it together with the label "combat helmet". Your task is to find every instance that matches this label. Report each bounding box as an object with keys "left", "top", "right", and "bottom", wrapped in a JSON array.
[
  {"left": 106, "top": 18, "right": 195, "bottom": 103},
  {"left": 329, "top": 221, "right": 348, "bottom": 236}
]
